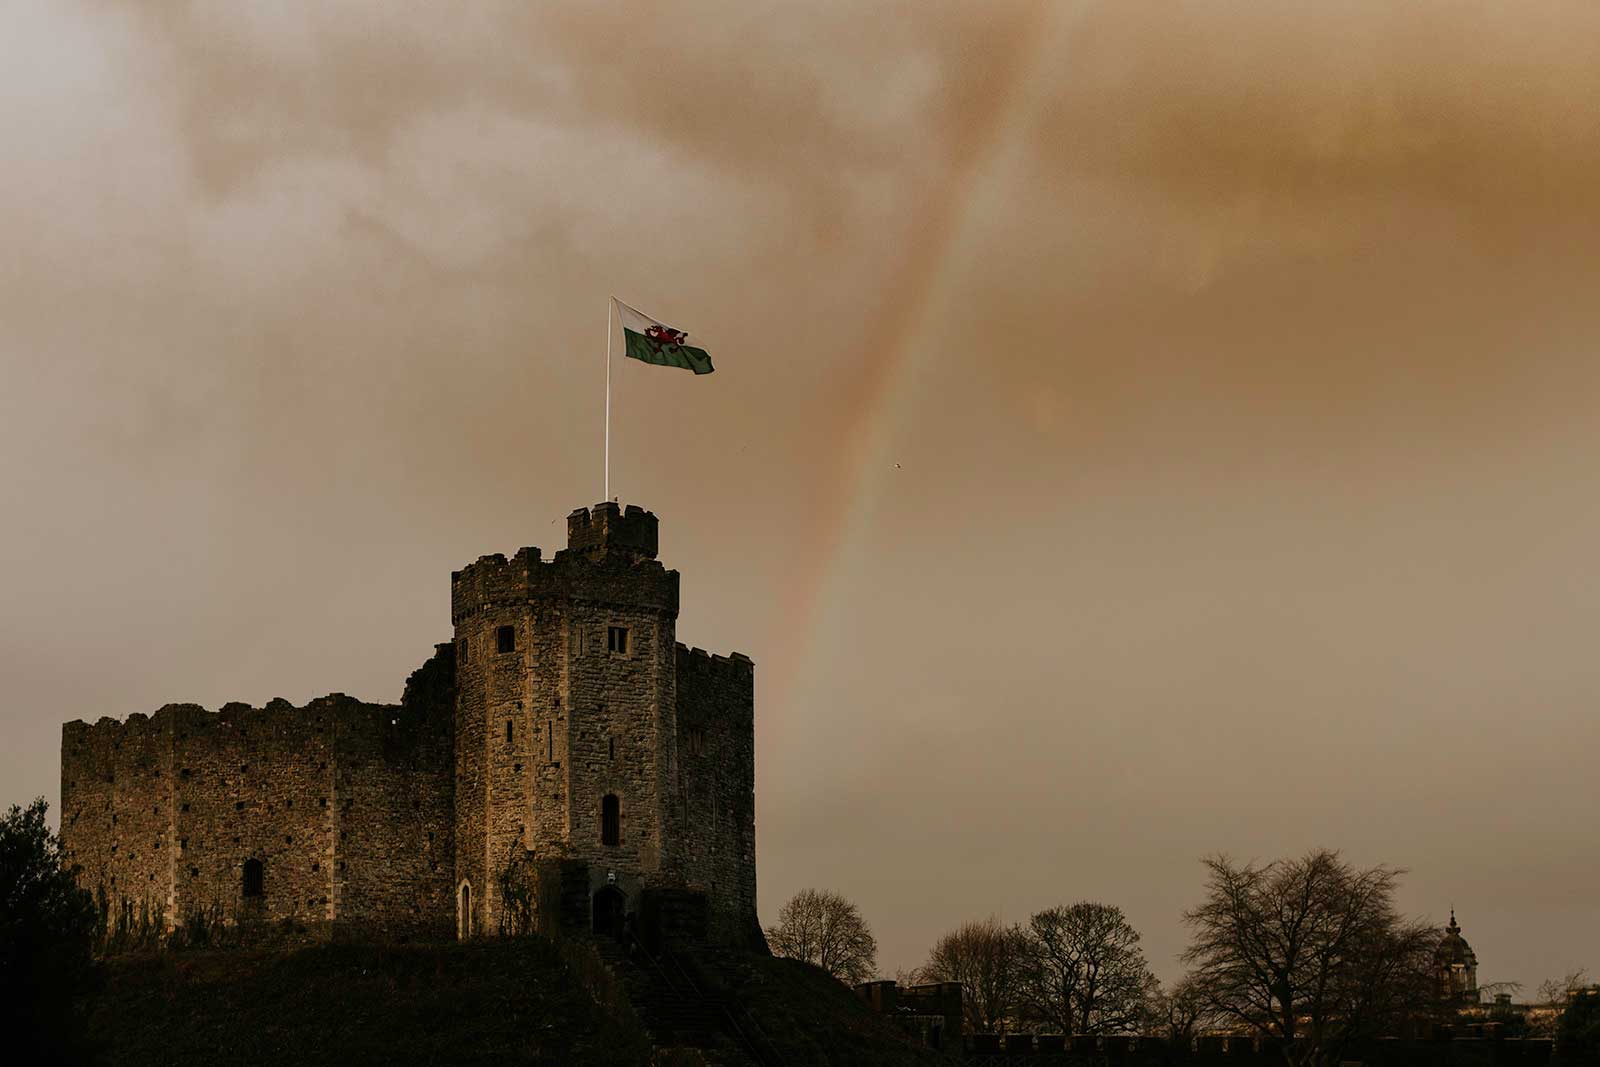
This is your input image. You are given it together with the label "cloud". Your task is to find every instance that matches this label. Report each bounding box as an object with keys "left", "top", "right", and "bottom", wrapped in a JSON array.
[{"left": 1030, "top": 1, "right": 1600, "bottom": 277}]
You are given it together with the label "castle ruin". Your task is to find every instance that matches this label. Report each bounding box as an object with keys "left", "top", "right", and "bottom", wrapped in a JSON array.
[{"left": 59, "top": 502, "right": 758, "bottom": 945}]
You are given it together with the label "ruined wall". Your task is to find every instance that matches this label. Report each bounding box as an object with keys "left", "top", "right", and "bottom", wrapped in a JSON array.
[
  {"left": 60, "top": 646, "right": 455, "bottom": 937},
  {"left": 675, "top": 643, "right": 757, "bottom": 944},
  {"left": 61, "top": 709, "right": 177, "bottom": 928},
  {"left": 333, "top": 646, "right": 456, "bottom": 930}
]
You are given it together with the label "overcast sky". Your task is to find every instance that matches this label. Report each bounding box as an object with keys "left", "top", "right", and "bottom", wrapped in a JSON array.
[{"left": 4, "top": 1, "right": 1598, "bottom": 987}]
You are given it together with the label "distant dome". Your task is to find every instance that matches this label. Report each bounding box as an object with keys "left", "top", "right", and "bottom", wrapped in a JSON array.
[
  {"left": 1435, "top": 910, "right": 1478, "bottom": 969},
  {"left": 1435, "top": 910, "right": 1480, "bottom": 1004}
]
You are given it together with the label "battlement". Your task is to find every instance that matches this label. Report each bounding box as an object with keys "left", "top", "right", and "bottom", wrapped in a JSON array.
[
  {"left": 450, "top": 507, "right": 677, "bottom": 625},
  {"left": 676, "top": 643, "right": 754, "bottom": 670},
  {"left": 567, "top": 501, "right": 658, "bottom": 559}
]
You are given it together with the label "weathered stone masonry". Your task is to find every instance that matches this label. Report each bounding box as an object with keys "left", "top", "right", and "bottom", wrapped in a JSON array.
[
  {"left": 59, "top": 651, "right": 456, "bottom": 935},
  {"left": 60, "top": 502, "right": 757, "bottom": 945}
]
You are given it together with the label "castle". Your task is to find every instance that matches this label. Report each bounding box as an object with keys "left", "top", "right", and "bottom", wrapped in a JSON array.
[{"left": 59, "top": 502, "right": 758, "bottom": 945}]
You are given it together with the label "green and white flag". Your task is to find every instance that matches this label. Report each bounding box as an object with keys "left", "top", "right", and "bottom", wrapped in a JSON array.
[{"left": 615, "top": 299, "right": 714, "bottom": 375}]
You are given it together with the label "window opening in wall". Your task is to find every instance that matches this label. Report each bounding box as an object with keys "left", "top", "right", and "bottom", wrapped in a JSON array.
[
  {"left": 459, "top": 883, "right": 473, "bottom": 939},
  {"left": 607, "top": 626, "right": 629, "bottom": 654},
  {"left": 608, "top": 736, "right": 615, "bottom": 760},
  {"left": 547, "top": 721, "right": 553, "bottom": 761},
  {"left": 242, "top": 858, "right": 265, "bottom": 898},
  {"left": 459, "top": 636, "right": 471, "bottom": 664},
  {"left": 497, "top": 625, "right": 515, "bottom": 654},
  {"left": 601, "top": 794, "right": 620, "bottom": 846},
  {"left": 688, "top": 727, "right": 706, "bottom": 756},
  {"left": 506, "top": 720, "right": 514, "bottom": 744}
]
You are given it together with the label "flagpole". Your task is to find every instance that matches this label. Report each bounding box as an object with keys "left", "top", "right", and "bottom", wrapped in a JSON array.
[{"left": 604, "top": 297, "right": 613, "bottom": 502}]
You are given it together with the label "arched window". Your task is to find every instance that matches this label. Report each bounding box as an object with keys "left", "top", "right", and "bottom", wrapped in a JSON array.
[
  {"left": 459, "top": 882, "right": 473, "bottom": 939},
  {"left": 242, "top": 858, "right": 265, "bottom": 898},
  {"left": 601, "top": 794, "right": 620, "bottom": 846}
]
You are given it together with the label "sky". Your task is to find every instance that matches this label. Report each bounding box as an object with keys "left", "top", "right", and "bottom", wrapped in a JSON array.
[{"left": 3, "top": 1, "right": 1598, "bottom": 989}]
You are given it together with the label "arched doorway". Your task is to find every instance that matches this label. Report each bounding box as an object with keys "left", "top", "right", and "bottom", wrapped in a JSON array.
[
  {"left": 458, "top": 882, "right": 473, "bottom": 939},
  {"left": 592, "top": 885, "right": 625, "bottom": 937},
  {"left": 242, "top": 858, "right": 265, "bottom": 899}
]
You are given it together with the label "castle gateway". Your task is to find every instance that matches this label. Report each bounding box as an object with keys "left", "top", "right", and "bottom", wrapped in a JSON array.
[{"left": 59, "top": 503, "right": 758, "bottom": 945}]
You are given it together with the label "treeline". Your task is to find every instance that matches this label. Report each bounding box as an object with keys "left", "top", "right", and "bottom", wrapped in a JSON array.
[{"left": 769, "top": 851, "right": 1600, "bottom": 1067}]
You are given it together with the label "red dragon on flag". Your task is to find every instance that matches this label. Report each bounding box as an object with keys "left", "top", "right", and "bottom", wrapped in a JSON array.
[{"left": 644, "top": 323, "right": 689, "bottom": 346}]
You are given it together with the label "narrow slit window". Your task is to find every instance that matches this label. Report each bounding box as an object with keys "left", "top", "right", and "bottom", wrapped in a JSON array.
[
  {"left": 607, "top": 626, "right": 629, "bottom": 654},
  {"left": 546, "top": 721, "right": 553, "bottom": 761},
  {"left": 601, "top": 794, "right": 620, "bottom": 846},
  {"left": 497, "top": 625, "right": 515, "bottom": 654},
  {"left": 506, "top": 720, "right": 514, "bottom": 744},
  {"left": 608, "top": 736, "right": 615, "bottom": 760}
]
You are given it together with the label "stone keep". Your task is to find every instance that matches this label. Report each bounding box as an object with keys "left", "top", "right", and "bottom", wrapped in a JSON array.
[{"left": 59, "top": 502, "right": 757, "bottom": 945}]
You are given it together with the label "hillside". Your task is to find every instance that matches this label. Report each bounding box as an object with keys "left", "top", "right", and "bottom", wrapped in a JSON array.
[{"left": 80, "top": 938, "right": 950, "bottom": 1066}]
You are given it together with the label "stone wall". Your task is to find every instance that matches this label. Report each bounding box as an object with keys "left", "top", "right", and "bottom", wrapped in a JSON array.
[
  {"left": 675, "top": 644, "right": 757, "bottom": 944},
  {"left": 59, "top": 499, "right": 758, "bottom": 948},
  {"left": 449, "top": 503, "right": 682, "bottom": 936},
  {"left": 59, "top": 646, "right": 456, "bottom": 937}
]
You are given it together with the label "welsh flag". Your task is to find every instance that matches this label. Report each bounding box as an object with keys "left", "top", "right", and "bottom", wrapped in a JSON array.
[{"left": 616, "top": 299, "right": 714, "bottom": 375}]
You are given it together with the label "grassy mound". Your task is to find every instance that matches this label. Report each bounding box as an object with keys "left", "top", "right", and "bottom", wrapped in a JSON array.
[{"left": 83, "top": 939, "right": 650, "bottom": 1066}]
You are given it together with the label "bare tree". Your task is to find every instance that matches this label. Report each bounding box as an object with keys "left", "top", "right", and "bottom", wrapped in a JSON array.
[
  {"left": 1016, "top": 902, "right": 1157, "bottom": 1034},
  {"left": 921, "top": 916, "right": 1029, "bottom": 1034},
  {"left": 1144, "top": 975, "right": 1212, "bottom": 1044},
  {"left": 1181, "top": 851, "right": 1437, "bottom": 1067},
  {"left": 1531, "top": 970, "right": 1591, "bottom": 1038},
  {"left": 765, "top": 888, "right": 878, "bottom": 986}
]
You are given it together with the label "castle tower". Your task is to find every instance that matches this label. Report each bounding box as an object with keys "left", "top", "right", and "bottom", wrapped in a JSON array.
[{"left": 451, "top": 502, "right": 754, "bottom": 939}]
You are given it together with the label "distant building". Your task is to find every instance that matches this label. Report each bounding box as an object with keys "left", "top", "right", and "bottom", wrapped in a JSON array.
[
  {"left": 1436, "top": 909, "right": 1479, "bottom": 1005},
  {"left": 856, "top": 979, "right": 963, "bottom": 1052}
]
